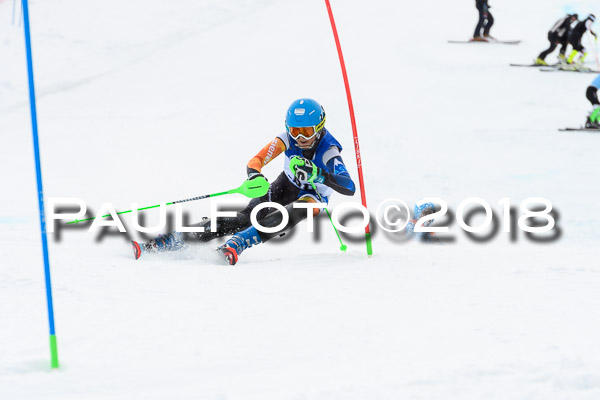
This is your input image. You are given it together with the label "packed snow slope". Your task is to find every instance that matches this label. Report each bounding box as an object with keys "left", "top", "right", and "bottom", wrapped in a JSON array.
[{"left": 1, "top": 0, "right": 600, "bottom": 399}]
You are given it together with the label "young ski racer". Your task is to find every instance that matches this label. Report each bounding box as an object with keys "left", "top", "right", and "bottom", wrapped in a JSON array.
[
  {"left": 567, "top": 14, "right": 597, "bottom": 64},
  {"left": 405, "top": 202, "right": 438, "bottom": 243},
  {"left": 536, "top": 14, "right": 579, "bottom": 65},
  {"left": 585, "top": 74, "right": 600, "bottom": 129},
  {"left": 132, "top": 98, "right": 356, "bottom": 265}
]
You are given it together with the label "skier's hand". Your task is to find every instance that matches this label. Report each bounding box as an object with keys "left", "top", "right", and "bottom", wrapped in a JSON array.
[
  {"left": 247, "top": 168, "right": 267, "bottom": 182},
  {"left": 289, "top": 156, "right": 324, "bottom": 184}
]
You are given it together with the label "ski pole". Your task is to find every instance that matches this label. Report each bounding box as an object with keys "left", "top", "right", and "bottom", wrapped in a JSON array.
[
  {"left": 309, "top": 182, "right": 347, "bottom": 253},
  {"left": 289, "top": 157, "right": 347, "bottom": 252},
  {"left": 587, "top": 34, "right": 599, "bottom": 69},
  {"left": 66, "top": 176, "right": 269, "bottom": 224},
  {"left": 594, "top": 36, "right": 600, "bottom": 68}
]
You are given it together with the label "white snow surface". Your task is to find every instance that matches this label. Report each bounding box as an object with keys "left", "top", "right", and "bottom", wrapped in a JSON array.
[{"left": 2, "top": 0, "right": 600, "bottom": 399}]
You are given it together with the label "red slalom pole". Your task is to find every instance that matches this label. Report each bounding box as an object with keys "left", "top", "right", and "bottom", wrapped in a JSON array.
[{"left": 324, "top": 0, "right": 373, "bottom": 256}]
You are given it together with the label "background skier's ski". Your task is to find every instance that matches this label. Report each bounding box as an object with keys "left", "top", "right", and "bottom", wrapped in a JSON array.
[
  {"left": 449, "top": 39, "right": 521, "bottom": 44},
  {"left": 540, "top": 66, "right": 600, "bottom": 73},
  {"left": 510, "top": 63, "right": 558, "bottom": 67},
  {"left": 559, "top": 127, "right": 600, "bottom": 132}
]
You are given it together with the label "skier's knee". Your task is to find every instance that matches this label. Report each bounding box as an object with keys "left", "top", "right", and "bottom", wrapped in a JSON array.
[
  {"left": 190, "top": 212, "right": 250, "bottom": 241},
  {"left": 586, "top": 86, "right": 599, "bottom": 105},
  {"left": 297, "top": 196, "right": 320, "bottom": 216}
]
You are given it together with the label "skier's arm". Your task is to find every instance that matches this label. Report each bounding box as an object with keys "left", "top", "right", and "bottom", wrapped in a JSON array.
[
  {"left": 586, "top": 19, "right": 596, "bottom": 37},
  {"left": 246, "top": 137, "right": 286, "bottom": 177},
  {"left": 322, "top": 156, "right": 356, "bottom": 196},
  {"left": 289, "top": 149, "right": 356, "bottom": 196}
]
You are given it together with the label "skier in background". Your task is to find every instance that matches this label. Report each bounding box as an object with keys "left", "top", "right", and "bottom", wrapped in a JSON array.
[
  {"left": 132, "top": 98, "right": 356, "bottom": 265},
  {"left": 536, "top": 13, "right": 579, "bottom": 66},
  {"left": 404, "top": 202, "right": 438, "bottom": 243},
  {"left": 473, "top": 0, "right": 494, "bottom": 42},
  {"left": 567, "top": 14, "right": 597, "bottom": 64},
  {"left": 584, "top": 74, "right": 600, "bottom": 129}
]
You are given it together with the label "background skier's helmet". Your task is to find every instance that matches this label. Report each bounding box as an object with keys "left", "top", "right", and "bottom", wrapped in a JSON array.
[
  {"left": 569, "top": 13, "right": 578, "bottom": 20},
  {"left": 285, "top": 98, "right": 326, "bottom": 145}
]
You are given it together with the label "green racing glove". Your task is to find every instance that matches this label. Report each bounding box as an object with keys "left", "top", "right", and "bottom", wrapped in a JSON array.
[{"left": 289, "top": 156, "right": 324, "bottom": 184}]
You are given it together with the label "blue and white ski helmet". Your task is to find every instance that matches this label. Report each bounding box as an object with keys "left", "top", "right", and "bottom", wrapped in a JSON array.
[
  {"left": 285, "top": 98, "right": 326, "bottom": 132},
  {"left": 414, "top": 202, "right": 436, "bottom": 226}
]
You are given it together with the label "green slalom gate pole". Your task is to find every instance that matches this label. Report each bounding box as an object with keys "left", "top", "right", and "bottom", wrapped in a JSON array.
[
  {"left": 22, "top": 0, "right": 59, "bottom": 368},
  {"left": 67, "top": 177, "right": 270, "bottom": 224}
]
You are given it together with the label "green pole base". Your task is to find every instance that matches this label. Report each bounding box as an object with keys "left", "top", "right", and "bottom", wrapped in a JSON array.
[
  {"left": 50, "top": 334, "right": 59, "bottom": 368},
  {"left": 365, "top": 232, "right": 373, "bottom": 256}
]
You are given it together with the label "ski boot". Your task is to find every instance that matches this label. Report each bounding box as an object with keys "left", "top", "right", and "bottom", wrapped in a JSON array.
[
  {"left": 483, "top": 34, "right": 496, "bottom": 42},
  {"left": 567, "top": 49, "right": 579, "bottom": 65},
  {"left": 132, "top": 231, "right": 185, "bottom": 260},
  {"left": 217, "top": 226, "right": 262, "bottom": 265},
  {"left": 573, "top": 53, "right": 590, "bottom": 71},
  {"left": 471, "top": 36, "right": 488, "bottom": 42},
  {"left": 558, "top": 54, "right": 567, "bottom": 65},
  {"left": 535, "top": 57, "right": 548, "bottom": 66},
  {"left": 585, "top": 106, "right": 600, "bottom": 129}
]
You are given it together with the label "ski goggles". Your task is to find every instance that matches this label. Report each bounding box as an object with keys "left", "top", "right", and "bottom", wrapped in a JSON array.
[
  {"left": 287, "top": 118, "right": 326, "bottom": 141},
  {"left": 288, "top": 126, "right": 317, "bottom": 140}
]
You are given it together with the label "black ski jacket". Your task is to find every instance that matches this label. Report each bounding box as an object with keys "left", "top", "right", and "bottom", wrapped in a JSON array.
[
  {"left": 549, "top": 16, "right": 573, "bottom": 39},
  {"left": 475, "top": 0, "right": 489, "bottom": 12},
  {"left": 570, "top": 18, "right": 596, "bottom": 41}
]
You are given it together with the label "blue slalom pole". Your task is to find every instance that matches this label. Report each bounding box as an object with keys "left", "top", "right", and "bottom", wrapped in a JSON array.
[{"left": 21, "top": 0, "right": 59, "bottom": 369}]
